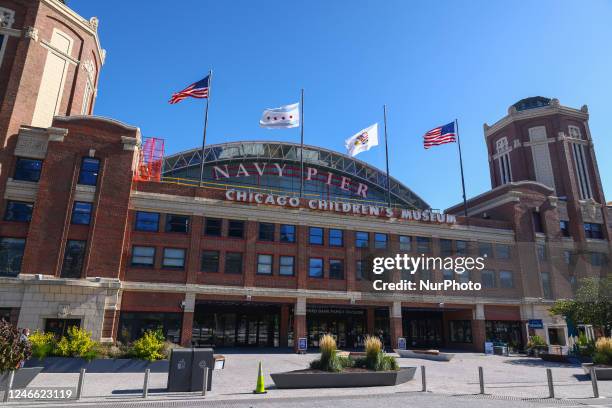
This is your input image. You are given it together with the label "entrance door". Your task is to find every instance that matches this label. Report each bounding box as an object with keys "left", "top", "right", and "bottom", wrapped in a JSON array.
[
  {"left": 306, "top": 307, "right": 366, "bottom": 349},
  {"left": 402, "top": 310, "right": 443, "bottom": 348}
]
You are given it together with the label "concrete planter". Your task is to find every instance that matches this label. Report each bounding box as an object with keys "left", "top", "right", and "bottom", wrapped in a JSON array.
[
  {"left": 582, "top": 363, "right": 612, "bottom": 380},
  {"left": 271, "top": 366, "right": 416, "bottom": 389},
  {"left": 0, "top": 367, "right": 43, "bottom": 390}
]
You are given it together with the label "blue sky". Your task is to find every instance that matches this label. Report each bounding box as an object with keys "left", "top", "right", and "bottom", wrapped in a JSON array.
[{"left": 71, "top": 0, "right": 612, "bottom": 210}]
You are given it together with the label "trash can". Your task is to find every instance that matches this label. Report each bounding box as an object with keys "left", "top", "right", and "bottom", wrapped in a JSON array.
[
  {"left": 167, "top": 348, "right": 194, "bottom": 392},
  {"left": 190, "top": 348, "right": 214, "bottom": 392}
]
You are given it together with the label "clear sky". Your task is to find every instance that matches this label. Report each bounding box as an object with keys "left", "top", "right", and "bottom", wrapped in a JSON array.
[{"left": 71, "top": 0, "right": 612, "bottom": 210}]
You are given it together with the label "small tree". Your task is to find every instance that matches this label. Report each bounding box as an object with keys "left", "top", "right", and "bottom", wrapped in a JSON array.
[
  {"left": 550, "top": 277, "right": 611, "bottom": 335},
  {"left": 0, "top": 320, "right": 31, "bottom": 372}
]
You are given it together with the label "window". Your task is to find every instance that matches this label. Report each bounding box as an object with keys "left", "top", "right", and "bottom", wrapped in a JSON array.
[
  {"left": 479, "top": 242, "right": 493, "bottom": 258},
  {"left": 541, "top": 272, "right": 552, "bottom": 299},
  {"left": 496, "top": 244, "right": 511, "bottom": 259},
  {"left": 78, "top": 157, "right": 100, "bottom": 186},
  {"left": 356, "top": 260, "right": 365, "bottom": 280},
  {"left": 399, "top": 236, "right": 411, "bottom": 251},
  {"left": 166, "top": 214, "right": 189, "bottom": 233},
  {"left": 201, "top": 250, "right": 220, "bottom": 272},
  {"left": 71, "top": 202, "right": 92, "bottom": 225},
  {"left": 4, "top": 201, "right": 33, "bottom": 222},
  {"left": 458, "top": 270, "right": 470, "bottom": 283},
  {"left": 496, "top": 137, "right": 512, "bottom": 185},
  {"left": 563, "top": 250, "right": 573, "bottom": 265},
  {"left": 280, "top": 224, "right": 296, "bottom": 243},
  {"left": 225, "top": 252, "right": 243, "bottom": 274},
  {"left": 571, "top": 142, "right": 592, "bottom": 199},
  {"left": 355, "top": 231, "right": 369, "bottom": 248},
  {"left": 259, "top": 223, "right": 275, "bottom": 241},
  {"left": 532, "top": 212, "right": 543, "bottom": 233},
  {"left": 420, "top": 268, "right": 432, "bottom": 281},
  {"left": 584, "top": 223, "right": 603, "bottom": 239},
  {"left": 536, "top": 244, "right": 546, "bottom": 261},
  {"left": 499, "top": 270, "right": 514, "bottom": 288},
  {"left": 440, "top": 239, "right": 453, "bottom": 256},
  {"left": 329, "top": 259, "right": 344, "bottom": 279},
  {"left": 204, "top": 218, "right": 222, "bottom": 236},
  {"left": 61, "top": 240, "right": 86, "bottom": 278},
  {"left": 135, "top": 211, "right": 159, "bottom": 232},
  {"left": 279, "top": 256, "right": 295, "bottom": 276},
  {"left": 228, "top": 220, "right": 244, "bottom": 238},
  {"left": 0, "top": 237, "right": 25, "bottom": 276},
  {"left": 309, "top": 227, "right": 324, "bottom": 245},
  {"left": 329, "top": 229, "right": 343, "bottom": 247},
  {"left": 45, "top": 318, "right": 81, "bottom": 339},
  {"left": 162, "top": 248, "right": 185, "bottom": 269},
  {"left": 257, "top": 254, "right": 273, "bottom": 275},
  {"left": 374, "top": 233, "right": 388, "bottom": 249},
  {"left": 131, "top": 246, "right": 155, "bottom": 267},
  {"left": 416, "top": 236, "right": 431, "bottom": 253},
  {"left": 456, "top": 240, "right": 468, "bottom": 256},
  {"left": 590, "top": 252, "right": 607, "bottom": 267},
  {"left": 449, "top": 320, "right": 473, "bottom": 343},
  {"left": 560, "top": 220, "right": 570, "bottom": 237},
  {"left": 481, "top": 270, "right": 496, "bottom": 288},
  {"left": 443, "top": 269, "right": 454, "bottom": 281},
  {"left": 309, "top": 258, "right": 323, "bottom": 278},
  {"left": 14, "top": 158, "right": 42, "bottom": 182}
]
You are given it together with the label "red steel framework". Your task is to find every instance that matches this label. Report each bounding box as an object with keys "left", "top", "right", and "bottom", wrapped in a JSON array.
[{"left": 134, "top": 137, "right": 165, "bottom": 181}]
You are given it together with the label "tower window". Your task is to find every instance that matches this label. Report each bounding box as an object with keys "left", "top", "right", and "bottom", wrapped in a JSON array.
[{"left": 571, "top": 143, "right": 592, "bottom": 199}]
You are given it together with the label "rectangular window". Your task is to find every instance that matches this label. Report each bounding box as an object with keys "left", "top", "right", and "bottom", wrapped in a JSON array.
[
  {"left": 309, "top": 227, "right": 324, "bottom": 245},
  {"left": 572, "top": 142, "right": 592, "bottom": 199},
  {"left": 78, "top": 157, "right": 100, "bottom": 186},
  {"left": 496, "top": 244, "right": 511, "bottom": 259},
  {"left": 416, "top": 236, "right": 431, "bottom": 253},
  {"left": 449, "top": 320, "right": 473, "bottom": 343},
  {"left": 329, "top": 259, "right": 344, "bottom": 279},
  {"left": 228, "top": 220, "right": 244, "bottom": 238},
  {"left": 329, "top": 229, "right": 343, "bottom": 247},
  {"left": 479, "top": 242, "right": 493, "bottom": 258},
  {"left": 458, "top": 270, "right": 470, "bottom": 283},
  {"left": 131, "top": 246, "right": 155, "bottom": 267},
  {"left": 355, "top": 231, "right": 369, "bottom": 248},
  {"left": 135, "top": 211, "right": 159, "bottom": 232},
  {"left": 309, "top": 258, "right": 323, "bottom": 278},
  {"left": 356, "top": 260, "right": 365, "bottom": 280},
  {"left": 0, "top": 237, "right": 25, "bottom": 277},
  {"left": 71, "top": 202, "right": 92, "bottom": 225},
  {"left": 399, "top": 236, "right": 411, "bottom": 251},
  {"left": 374, "top": 233, "right": 387, "bottom": 249},
  {"left": 536, "top": 244, "right": 546, "bottom": 261},
  {"left": 279, "top": 256, "right": 295, "bottom": 276},
  {"left": 259, "top": 223, "right": 275, "bottom": 241},
  {"left": 165, "top": 214, "right": 189, "bottom": 233},
  {"left": 456, "top": 240, "right": 468, "bottom": 256},
  {"left": 225, "top": 252, "right": 243, "bottom": 274},
  {"left": 563, "top": 250, "right": 573, "bottom": 265},
  {"left": 499, "top": 270, "right": 514, "bottom": 288},
  {"left": 584, "top": 223, "right": 603, "bottom": 239},
  {"left": 443, "top": 269, "right": 454, "bottom": 281},
  {"left": 481, "top": 270, "right": 496, "bottom": 288},
  {"left": 257, "top": 254, "right": 273, "bottom": 275},
  {"left": 280, "top": 224, "right": 296, "bottom": 243},
  {"left": 162, "top": 248, "right": 185, "bottom": 269},
  {"left": 590, "top": 252, "right": 607, "bottom": 267},
  {"left": 560, "top": 220, "right": 570, "bottom": 237},
  {"left": 204, "top": 218, "right": 222, "bottom": 236},
  {"left": 61, "top": 240, "right": 86, "bottom": 278},
  {"left": 440, "top": 239, "right": 453, "bottom": 256},
  {"left": 541, "top": 272, "right": 552, "bottom": 299},
  {"left": 14, "top": 158, "right": 42, "bottom": 182},
  {"left": 4, "top": 201, "right": 33, "bottom": 222},
  {"left": 201, "top": 250, "right": 220, "bottom": 272},
  {"left": 532, "top": 211, "right": 544, "bottom": 233}
]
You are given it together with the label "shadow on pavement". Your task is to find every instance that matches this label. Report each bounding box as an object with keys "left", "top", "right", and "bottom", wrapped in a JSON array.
[{"left": 502, "top": 358, "right": 580, "bottom": 368}]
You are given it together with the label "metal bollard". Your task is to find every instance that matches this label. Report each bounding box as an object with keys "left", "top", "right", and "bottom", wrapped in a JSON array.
[
  {"left": 76, "top": 368, "right": 86, "bottom": 400},
  {"left": 142, "top": 368, "right": 150, "bottom": 399},
  {"left": 590, "top": 367, "right": 599, "bottom": 399},
  {"left": 478, "top": 366, "right": 485, "bottom": 394},
  {"left": 421, "top": 365, "right": 427, "bottom": 392},
  {"left": 2, "top": 370, "right": 15, "bottom": 403},
  {"left": 546, "top": 368, "right": 554, "bottom": 398},
  {"left": 202, "top": 367, "right": 209, "bottom": 397}
]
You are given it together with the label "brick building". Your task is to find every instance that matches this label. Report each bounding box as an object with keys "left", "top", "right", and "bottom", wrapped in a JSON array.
[{"left": 0, "top": 0, "right": 609, "bottom": 352}]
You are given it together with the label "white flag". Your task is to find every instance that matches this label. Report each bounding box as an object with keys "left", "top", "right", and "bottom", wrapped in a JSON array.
[
  {"left": 259, "top": 103, "right": 300, "bottom": 128},
  {"left": 345, "top": 123, "right": 379, "bottom": 157}
]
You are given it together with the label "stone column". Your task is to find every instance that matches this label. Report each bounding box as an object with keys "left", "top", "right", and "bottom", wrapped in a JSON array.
[
  {"left": 389, "top": 301, "right": 403, "bottom": 349},
  {"left": 180, "top": 293, "right": 195, "bottom": 347},
  {"left": 472, "top": 303, "right": 486, "bottom": 352},
  {"left": 293, "top": 297, "right": 307, "bottom": 352},
  {"left": 366, "top": 307, "right": 375, "bottom": 335}
]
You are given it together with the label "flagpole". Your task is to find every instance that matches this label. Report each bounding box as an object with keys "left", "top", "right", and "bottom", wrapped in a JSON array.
[
  {"left": 455, "top": 118, "right": 468, "bottom": 217},
  {"left": 198, "top": 69, "right": 212, "bottom": 187},
  {"left": 299, "top": 88, "right": 304, "bottom": 198},
  {"left": 383, "top": 104, "right": 391, "bottom": 207}
]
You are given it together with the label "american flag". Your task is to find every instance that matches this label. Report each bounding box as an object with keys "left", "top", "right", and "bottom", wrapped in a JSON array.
[
  {"left": 169, "top": 75, "right": 209, "bottom": 104},
  {"left": 423, "top": 122, "right": 456, "bottom": 149}
]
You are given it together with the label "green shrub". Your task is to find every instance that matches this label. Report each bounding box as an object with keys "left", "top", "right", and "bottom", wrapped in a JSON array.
[
  {"left": 98, "top": 342, "right": 130, "bottom": 359},
  {"left": 593, "top": 337, "right": 612, "bottom": 366},
  {"left": 130, "top": 329, "right": 166, "bottom": 361},
  {"left": 54, "top": 326, "right": 99, "bottom": 361},
  {"left": 355, "top": 335, "right": 398, "bottom": 371},
  {"left": 527, "top": 335, "right": 546, "bottom": 348},
  {"left": 29, "top": 331, "right": 55, "bottom": 359},
  {"left": 0, "top": 320, "right": 31, "bottom": 372}
]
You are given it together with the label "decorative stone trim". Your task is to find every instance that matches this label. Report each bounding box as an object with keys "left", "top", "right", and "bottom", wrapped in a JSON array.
[
  {"left": 4, "top": 179, "right": 38, "bottom": 202},
  {"left": 121, "top": 135, "right": 139, "bottom": 151},
  {"left": 23, "top": 26, "right": 38, "bottom": 41}
]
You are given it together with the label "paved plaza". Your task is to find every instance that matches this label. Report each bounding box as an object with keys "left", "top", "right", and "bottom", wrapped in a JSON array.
[{"left": 14, "top": 350, "right": 611, "bottom": 406}]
